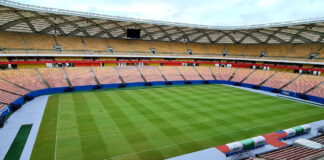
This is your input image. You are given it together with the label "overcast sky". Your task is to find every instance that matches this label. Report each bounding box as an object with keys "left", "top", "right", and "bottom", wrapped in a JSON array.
[{"left": 11, "top": 0, "right": 324, "bottom": 26}]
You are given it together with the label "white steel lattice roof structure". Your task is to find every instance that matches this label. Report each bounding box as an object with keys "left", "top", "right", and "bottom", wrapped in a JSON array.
[{"left": 0, "top": 0, "right": 324, "bottom": 44}]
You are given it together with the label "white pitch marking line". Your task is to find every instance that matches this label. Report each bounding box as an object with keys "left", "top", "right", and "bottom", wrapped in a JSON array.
[{"left": 54, "top": 96, "right": 61, "bottom": 160}]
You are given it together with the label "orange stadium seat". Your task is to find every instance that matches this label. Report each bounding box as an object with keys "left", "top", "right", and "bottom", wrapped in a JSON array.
[
  {"left": 308, "top": 84, "right": 324, "bottom": 98},
  {"left": 0, "top": 69, "right": 46, "bottom": 91},
  {"left": 116, "top": 67, "right": 144, "bottom": 83},
  {"left": 138, "top": 67, "right": 164, "bottom": 82},
  {"left": 231, "top": 68, "right": 254, "bottom": 82},
  {"left": 205, "top": 44, "right": 224, "bottom": 55},
  {"left": 83, "top": 37, "right": 108, "bottom": 52},
  {"left": 195, "top": 67, "right": 214, "bottom": 80},
  {"left": 177, "top": 66, "right": 202, "bottom": 80},
  {"left": 0, "top": 90, "right": 20, "bottom": 104},
  {"left": 243, "top": 70, "right": 275, "bottom": 85},
  {"left": 288, "top": 44, "right": 322, "bottom": 58},
  {"left": 262, "top": 72, "right": 298, "bottom": 89},
  {"left": 168, "top": 42, "right": 188, "bottom": 54},
  {"left": 130, "top": 40, "right": 150, "bottom": 53},
  {"left": 284, "top": 75, "right": 324, "bottom": 93},
  {"left": 149, "top": 41, "right": 171, "bottom": 54},
  {"left": 187, "top": 43, "right": 206, "bottom": 54},
  {"left": 244, "top": 44, "right": 268, "bottom": 56},
  {"left": 0, "top": 79, "right": 29, "bottom": 95},
  {"left": 56, "top": 36, "right": 85, "bottom": 51},
  {"left": 65, "top": 67, "right": 97, "bottom": 86},
  {"left": 107, "top": 39, "right": 132, "bottom": 53},
  {"left": 210, "top": 67, "right": 236, "bottom": 80},
  {"left": 0, "top": 32, "right": 26, "bottom": 49},
  {"left": 158, "top": 66, "right": 184, "bottom": 81},
  {"left": 38, "top": 68, "right": 68, "bottom": 88},
  {"left": 92, "top": 67, "right": 121, "bottom": 84},
  {"left": 225, "top": 44, "right": 246, "bottom": 56},
  {"left": 266, "top": 44, "right": 293, "bottom": 58},
  {"left": 22, "top": 33, "right": 56, "bottom": 50}
]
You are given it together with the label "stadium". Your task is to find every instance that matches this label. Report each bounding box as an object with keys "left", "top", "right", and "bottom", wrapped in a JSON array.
[{"left": 0, "top": 0, "right": 324, "bottom": 159}]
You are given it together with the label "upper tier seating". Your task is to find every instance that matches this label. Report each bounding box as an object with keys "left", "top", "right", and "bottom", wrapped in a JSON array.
[
  {"left": 138, "top": 67, "right": 164, "bottom": 82},
  {"left": 267, "top": 44, "right": 293, "bottom": 57},
  {"left": 22, "top": 33, "right": 56, "bottom": 50},
  {"left": 0, "top": 79, "right": 29, "bottom": 95},
  {"left": 177, "top": 66, "right": 202, "bottom": 80},
  {"left": 38, "top": 68, "right": 68, "bottom": 88},
  {"left": 288, "top": 44, "right": 322, "bottom": 58},
  {"left": 92, "top": 67, "right": 121, "bottom": 84},
  {"left": 308, "top": 83, "right": 324, "bottom": 98},
  {"left": 244, "top": 44, "right": 268, "bottom": 56},
  {"left": 211, "top": 67, "right": 236, "bottom": 80},
  {"left": 243, "top": 70, "right": 275, "bottom": 85},
  {"left": 65, "top": 67, "right": 97, "bottom": 86},
  {"left": 262, "top": 72, "right": 298, "bottom": 89},
  {"left": 0, "top": 69, "right": 46, "bottom": 91},
  {"left": 258, "top": 146, "right": 324, "bottom": 160},
  {"left": 116, "top": 67, "right": 144, "bottom": 83},
  {"left": 0, "top": 90, "right": 20, "bottom": 104},
  {"left": 56, "top": 36, "right": 85, "bottom": 51},
  {"left": 187, "top": 43, "right": 206, "bottom": 54},
  {"left": 168, "top": 42, "right": 188, "bottom": 54},
  {"left": 195, "top": 67, "right": 214, "bottom": 80},
  {"left": 0, "top": 32, "right": 26, "bottom": 49},
  {"left": 130, "top": 40, "right": 150, "bottom": 53},
  {"left": 226, "top": 44, "right": 246, "bottom": 56},
  {"left": 149, "top": 41, "right": 171, "bottom": 53},
  {"left": 284, "top": 75, "right": 324, "bottom": 93},
  {"left": 158, "top": 66, "right": 184, "bottom": 81},
  {"left": 83, "top": 37, "right": 108, "bottom": 52},
  {"left": 107, "top": 39, "right": 131, "bottom": 52},
  {"left": 205, "top": 44, "right": 224, "bottom": 54},
  {"left": 231, "top": 68, "right": 254, "bottom": 82}
]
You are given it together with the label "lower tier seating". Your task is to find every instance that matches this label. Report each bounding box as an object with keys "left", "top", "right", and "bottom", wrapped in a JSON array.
[
  {"left": 243, "top": 70, "right": 275, "bottom": 85},
  {"left": 0, "top": 66, "right": 323, "bottom": 108},
  {"left": 231, "top": 68, "right": 254, "bottom": 82},
  {"left": 38, "top": 68, "right": 68, "bottom": 88},
  {"left": 0, "top": 69, "right": 46, "bottom": 91},
  {"left": 312, "top": 135, "right": 324, "bottom": 144},
  {"left": 92, "top": 67, "right": 121, "bottom": 84},
  {"left": 211, "top": 67, "right": 236, "bottom": 80},
  {"left": 258, "top": 146, "right": 324, "bottom": 160},
  {"left": 65, "top": 67, "right": 97, "bottom": 86},
  {"left": 195, "top": 67, "right": 214, "bottom": 80},
  {"left": 0, "top": 79, "right": 29, "bottom": 95},
  {"left": 158, "top": 66, "right": 184, "bottom": 81},
  {"left": 262, "top": 72, "right": 298, "bottom": 89},
  {"left": 177, "top": 66, "right": 202, "bottom": 81},
  {"left": 0, "top": 90, "right": 20, "bottom": 104},
  {"left": 284, "top": 75, "right": 324, "bottom": 93},
  {"left": 138, "top": 67, "right": 164, "bottom": 82},
  {"left": 116, "top": 67, "right": 144, "bottom": 83}
]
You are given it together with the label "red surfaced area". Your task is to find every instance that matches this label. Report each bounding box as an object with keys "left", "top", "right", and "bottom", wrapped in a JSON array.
[
  {"left": 263, "top": 132, "right": 288, "bottom": 148},
  {"left": 216, "top": 145, "right": 230, "bottom": 153}
]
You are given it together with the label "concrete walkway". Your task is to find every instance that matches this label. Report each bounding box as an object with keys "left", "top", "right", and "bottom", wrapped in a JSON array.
[{"left": 0, "top": 95, "right": 49, "bottom": 160}]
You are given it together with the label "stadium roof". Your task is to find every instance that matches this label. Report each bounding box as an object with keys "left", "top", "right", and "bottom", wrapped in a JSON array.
[{"left": 0, "top": 0, "right": 324, "bottom": 44}]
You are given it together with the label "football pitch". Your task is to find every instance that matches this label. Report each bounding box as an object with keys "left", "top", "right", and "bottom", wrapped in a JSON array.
[{"left": 30, "top": 84, "right": 324, "bottom": 160}]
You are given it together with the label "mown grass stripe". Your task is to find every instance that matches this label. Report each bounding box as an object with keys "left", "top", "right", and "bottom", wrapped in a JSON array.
[
  {"left": 116, "top": 91, "right": 204, "bottom": 154},
  {"left": 30, "top": 95, "right": 59, "bottom": 160},
  {"left": 4, "top": 124, "right": 32, "bottom": 160},
  {"left": 94, "top": 91, "right": 164, "bottom": 160},
  {"left": 72, "top": 93, "right": 110, "bottom": 160}
]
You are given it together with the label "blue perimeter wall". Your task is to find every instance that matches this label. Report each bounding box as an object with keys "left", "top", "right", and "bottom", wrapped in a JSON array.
[{"left": 1, "top": 80, "right": 323, "bottom": 117}]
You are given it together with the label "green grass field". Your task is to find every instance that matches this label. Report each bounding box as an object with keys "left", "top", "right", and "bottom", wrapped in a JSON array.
[{"left": 30, "top": 84, "right": 324, "bottom": 160}]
